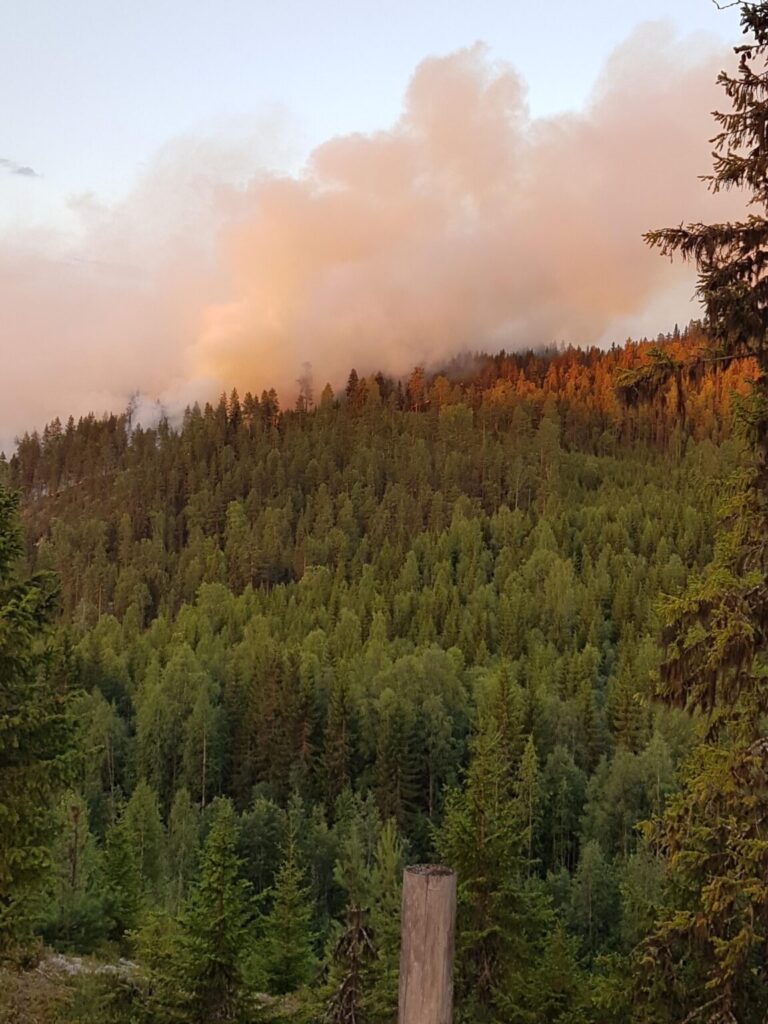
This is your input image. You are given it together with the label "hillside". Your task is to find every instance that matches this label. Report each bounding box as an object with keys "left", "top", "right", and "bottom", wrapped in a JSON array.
[{"left": 0, "top": 328, "right": 759, "bottom": 1021}]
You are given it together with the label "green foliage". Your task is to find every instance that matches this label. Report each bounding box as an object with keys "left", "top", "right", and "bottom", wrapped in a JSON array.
[
  {"left": 515, "top": 735, "right": 541, "bottom": 868},
  {"left": 568, "top": 840, "right": 619, "bottom": 959},
  {"left": 41, "top": 792, "right": 107, "bottom": 952},
  {"left": 166, "top": 788, "right": 200, "bottom": 914},
  {"left": 322, "top": 906, "right": 375, "bottom": 1024},
  {"left": 499, "top": 924, "right": 593, "bottom": 1024},
  {"left": 0, "top": 486, "right": 73, "bottom": 948},
  {"left": 256, "top": 818, "right": 317, "bottom": 996},
  {"left": 124, "top": 780, "right": 166, "bottom": 901},
  {"left": 634, "top": 5, "right": 768, "bottom": 1020},
  {"left": 102, "top": 811, "right": 142, "bottom": 943},
  {"left": 174, "top": 797, "right": 253, "bottom": 1022},
  {"left": 365, "top": 819, "right": 405, "bottom": 1023},
  {"left": 636, "top": 741, "right": 768, "bottom": 1024},
  {"left": 3, "top": 330, "right": 752, "bottom": 1017},
  {"left": 435, "top": 722, "right": 549, "bottom": 1019}
]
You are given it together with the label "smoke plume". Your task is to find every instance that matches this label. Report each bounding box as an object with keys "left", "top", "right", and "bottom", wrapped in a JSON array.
[{"left": 0, "top": 23, "right": 745, "bottom": 449}]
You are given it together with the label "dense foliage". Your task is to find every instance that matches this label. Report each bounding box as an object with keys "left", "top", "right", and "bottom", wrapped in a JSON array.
[
  {"left": 0, "top": 488, "right": 72, "bottom": 950},
  {"left": 0, "top": 327, "right": 759, "bottom": 1021},
  {"left": 632, "top": 4, "right": 768, "bottom": 1020}
]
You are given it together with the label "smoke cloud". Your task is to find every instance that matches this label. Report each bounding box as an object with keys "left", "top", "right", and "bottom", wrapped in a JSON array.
[{"left": 0, "top": 23, "right": 745, "bottom": 450}]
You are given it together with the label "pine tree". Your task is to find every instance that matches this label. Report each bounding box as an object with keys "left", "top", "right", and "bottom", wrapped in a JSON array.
[
  {"left": 167, "top": 787, "right": 200, "bottom": 914},
  {"left": 42, "top": 791, "right": 107, "bottom": 951},
  {"left": 124, "top": 778, "right": 166, "bottom": 901},
  {"left": 515, "top": 735, "right": 541, "bottom": 869},
  {"left": 373, "top": 694, "right": 418, "bottom": 831},
  {"left": 333, "top": 809, "right": 375, "bottom": 911},
  {"left": 628, "top": 6, "right": 768, "bottom": 1020},
  {"left": 364, "top": 819, "right": 405, "bottom": 1024},
  {"left": 0, "top": 486, "right": 73, "bottom": 947},
  {"left": 258, "top": 819, "right": 317, "bottom": 995},
  {"left": 500, "top": 923, "right": 591, "bottom": 1024},
  {"left": 568, "top": 839, "right": 619, "bottom": 960},
  {"left": 346, "top": 370, "right": 361, "bottom": 410},
  {"left": 323, "top": 677, "right": 353, "bottom": 810},
  {"left": 435, "top": 722, "right": 548, "bottom": 1018},
  {"left": 175, "top": 798, "right": 252, "bottom": 1022},
  {"left": 635, "top": 2, "right": 768, "bottom": 733},
  {"left": 102, "top": 810, "right": 142, "bottom": 942}
]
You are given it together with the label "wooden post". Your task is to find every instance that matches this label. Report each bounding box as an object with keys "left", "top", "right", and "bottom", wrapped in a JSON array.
[{"left": 398, "top": 864, "right": 456, "bottom": 1024}]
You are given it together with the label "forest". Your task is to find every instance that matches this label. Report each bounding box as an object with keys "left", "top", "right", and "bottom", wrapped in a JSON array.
[
  {"left": 0, "top": 325, "right": 763, "bottom": 1023},
  {"left": 5, "top": 3, "right": 768, "bottom": 1022}
]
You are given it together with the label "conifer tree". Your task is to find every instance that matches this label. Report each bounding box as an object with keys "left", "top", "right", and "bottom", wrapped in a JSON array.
[
  {"left": 515, "top": 734, "right": 541, "bottom": 869},
  {"left": 634, "top": 0, "right": 768, "bottom": 736},
  {"left": 629, "top": 5, "right": 768, "bottom": 1020},
  {"left": 501, "top": 923, "right": 591, "bottom": 1024},
  {"left": 175, "top": 798, "right": 252, "bottom": 1022},
  {"left": 365, "top": 819, "right": 405, "bottom": 1024},
  {"left": 258, "top": 818, "right": 317, "bottom": 995},
  {"left": 324, "top": 678, "right": 353, "bottom": 809},
  {"left": 568, "top": 839, "right": 619, "bottom": 960},
  {"left": 0, "top": 487, "right": 73, "bottom": 947},
  {"left": 124, "top": 778, "right": 166, "bottom": 901},
  {"left": 333, "top": 810, "right": 375, "bottom": 912},
  {"left": 373, "top": 693, "right": 418, "bottom": 831},
  {"left": 435, "top": 722, "right": 548, "bottom": 1018},
  {"left": 102, "top": 810, "right": 142, "bottom": 942},
  {"left": 323, "top": 905, "right": 375, "bottom": 1024},
  {"left": 42, "top": 791, "right": 106, "bottom": 951},
  {"left": 166, "top": 787, "right": 200, "bottom": 914}
]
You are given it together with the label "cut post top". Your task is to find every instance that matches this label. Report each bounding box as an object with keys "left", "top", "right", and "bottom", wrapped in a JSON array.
[{"left": 404, "top": 864, "right": 455, "bottom": 878}]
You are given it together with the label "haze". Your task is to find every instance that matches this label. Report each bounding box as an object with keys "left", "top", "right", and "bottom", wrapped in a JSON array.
[{"left": 0, "top": 1, "right": 746, "bottom": 451}]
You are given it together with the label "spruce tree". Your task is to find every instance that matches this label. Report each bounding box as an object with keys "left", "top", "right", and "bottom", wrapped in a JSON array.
[
  {"left": 258, "top": 818, "right": 317, "bottom": 995},
  {"left": 176, "top": 797, "right": 252, "bottom": 1022},
  {"left": 166, "top": 787, "right": 200, "bottom": 914},
  {"left": 0, "top": 486, "right": 72, "bottom": 947},
  {"left": 515, "top": 734, "right": 541, "bottom": 869},
  {"left": 42, "top": 791, "right": 107, "bottom": 951},
  {"left": 364, "top": 819, "right": 405, "bottom": 1024},
  {"left": 435, "top": 722, "right": 549, "bottom": 1018},
  {"left": 628, "top": 5, "right": 768, "bottom": 1020},
  {"left": 102, "top": 810, "right": 142, "bottom": 942},
  {"left": 124, "top": 778, "right": 166, "bottom": 901}
]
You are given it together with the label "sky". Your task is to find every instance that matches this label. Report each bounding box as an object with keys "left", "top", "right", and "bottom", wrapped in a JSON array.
[{"left": 0, "top": 0, "right": 747, "bottom": 450}]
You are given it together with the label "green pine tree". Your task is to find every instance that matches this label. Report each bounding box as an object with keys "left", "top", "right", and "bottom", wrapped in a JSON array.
[
  {"left": 41, "top": 791, "right": 107, "bottom": 951},
  {"left": 175, "top": 797, "right": 252, "bottom": 1022},
  {"left": 0, "top": 486, "right": 73, "bottom": 947},
  {"left": 435, "top": 722, "right": 549, "bottom": 1019},
  {"left": 364, "top": 819, "right": 405, "bottom": 1024},
  {"left": 515, "top": 735, "right": 541, "bottom": 870},
  {"left": 102, "top": 810, "right": 142, "bottom": 943},
  {"left": 124, "top": 778, "right": 166, "bottom": 902},
  {"left": 166, "top": 787, "right": 200, "bottom": 914},
  {"left": 628, "top": 5, "right": 768, "bottom": 1020},
  {"left": 258, "top": 819, "right": 317, "bottom": 995}
]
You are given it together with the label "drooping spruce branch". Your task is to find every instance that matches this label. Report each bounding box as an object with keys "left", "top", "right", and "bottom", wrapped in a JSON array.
[{"left": 631, "top": 6, "right": 768, "bottom": 1020}]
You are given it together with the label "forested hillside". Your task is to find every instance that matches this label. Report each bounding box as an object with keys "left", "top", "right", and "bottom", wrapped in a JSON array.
[{"left": 0, "top": 328, "right": 758, "bottom": 1022}]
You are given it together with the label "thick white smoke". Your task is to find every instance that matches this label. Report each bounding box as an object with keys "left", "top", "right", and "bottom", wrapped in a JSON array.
[{"left": 0, "top": 24, "right": 745, "bottom": 450}]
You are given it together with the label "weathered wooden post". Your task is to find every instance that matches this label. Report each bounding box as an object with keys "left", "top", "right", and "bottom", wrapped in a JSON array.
[{"left": 398, "top": 864, "right": 456, "bottom": 1024}]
